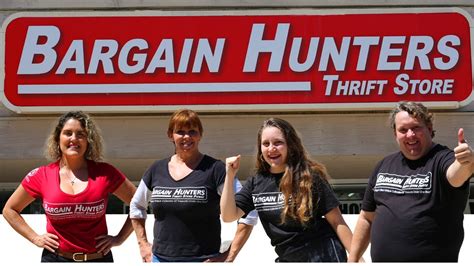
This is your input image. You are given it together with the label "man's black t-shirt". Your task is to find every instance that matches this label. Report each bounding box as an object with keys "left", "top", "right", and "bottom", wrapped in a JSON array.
[
  {"left": 362, "top": 144, "right": 469, "bottom": 262},
  {"left": 235, "top": 172, "right": 341, "bottom": 261},
  {"left": 142, "top": 155, "right": 224, "bottom": 259}
]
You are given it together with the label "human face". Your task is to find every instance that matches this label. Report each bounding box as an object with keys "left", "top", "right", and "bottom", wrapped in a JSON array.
[
  {"left": 394, "top": 111, "right": 433, "bottom": 160},
  {"left": 261, "top": 126, "right": 288, "bottom": 173},
  {"left": 59, "top": 119, "right": 88, "bottom": 159},
  {"left": 171, "top": 126, "right": 201, "bottom": 153}
]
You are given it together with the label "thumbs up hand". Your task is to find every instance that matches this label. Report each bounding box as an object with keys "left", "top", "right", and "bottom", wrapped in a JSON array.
[
  {"left": 454, "top": 128, "right": 473, "bottom": 165},
  {"left": 458, "top": 128, "right": 467, "bottom": 145},
  {"left": 447, "top": 128, "right": 473, "bottom": 187}
]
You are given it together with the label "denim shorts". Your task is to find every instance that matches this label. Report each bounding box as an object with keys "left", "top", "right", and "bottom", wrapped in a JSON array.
[
  {"left": 276, "top": 236, "right": 347, "bottom": 262},
  {"left": 41, "top": 249, "right": 113, "bottom": 263}
]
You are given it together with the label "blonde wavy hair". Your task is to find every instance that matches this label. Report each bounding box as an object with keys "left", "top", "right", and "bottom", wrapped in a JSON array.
[{"left": 45, "top": 111, "right": 103, "bottom": 162}]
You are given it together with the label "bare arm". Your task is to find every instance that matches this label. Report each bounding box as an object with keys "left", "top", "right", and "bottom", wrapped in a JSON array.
[
  {"left": 204, "top": 221, "right": 254, "bottom": 262},
  {"left": 129, "top": 180, "right": 152, "bottom": 262},
  {"left": 214, "top": 162, "right": 257, "bottom": 262},
  {"left": 348, "top": 210, "right": 375, "bottom": 262},
  {"left": 325, "top": 207, "right": 353, "bottom": 254},
  {"left": 131, "top": 218, "right": 152, "bottom": 262},
  {"left": 95, "top": 179, "right": 137, "bottom": 254},
  {"left": 111, "top": 179, "right": 136, "bottom": 243},
  {"left": 220, "top": 155, "right": 245, "bottom": 222},
  {"left": 2, "top": 185, "right": 59, "bottom": 252},
  {"left": 225, "top": 223, "right": 254, "bottom": 262},
  {"left": 446, "top": 128, "right": 474, "bottom": 187}
]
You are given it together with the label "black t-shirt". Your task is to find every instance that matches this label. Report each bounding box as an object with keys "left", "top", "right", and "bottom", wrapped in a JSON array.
[
  {"left": 362, "top": 144, "right": 469, "bottom": 262},
  {"left": 235, "top": 171, "right": 340, "bottom": 260},
  {"left": 142, "top": 155, "right": 224, "bottom": 259}
]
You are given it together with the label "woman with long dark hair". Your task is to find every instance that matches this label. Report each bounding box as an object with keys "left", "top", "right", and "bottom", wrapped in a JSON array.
[{"left": 221, "top": 117, "right": 356, "bottom": 262}]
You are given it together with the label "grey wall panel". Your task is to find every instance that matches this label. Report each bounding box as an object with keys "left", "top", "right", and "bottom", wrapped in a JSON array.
[{"left": 0, "top": 113, "right": 472, "bottom": 183}]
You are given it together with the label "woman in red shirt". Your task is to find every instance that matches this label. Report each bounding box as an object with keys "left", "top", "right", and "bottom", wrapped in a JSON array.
[{"left": 3, "top": 111, "right": 136, "bottom": 262}]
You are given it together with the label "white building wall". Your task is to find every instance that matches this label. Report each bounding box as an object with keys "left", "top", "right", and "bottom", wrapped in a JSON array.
[{"left": 1, "top": 214, "right": 474, "bottom": 263}]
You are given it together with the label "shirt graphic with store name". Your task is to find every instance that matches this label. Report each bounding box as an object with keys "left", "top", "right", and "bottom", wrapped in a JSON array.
[
  {"left": 374, "top": 172, "right": 432, "bottom": 194},
  {"left": 142, "top": 155, "right": 224, "bottom": 259},
  {"left": 21, "top": 160, "right": 125, "bottom": 253},
  {"left": 362, "top": 144, "right": 469, "bottom": 262},
  {"left": 151, "top": 186, "right": 207, "bottom": 203},
  {"left": 235, "top": 172, "right": 342, "bottom": 261}
]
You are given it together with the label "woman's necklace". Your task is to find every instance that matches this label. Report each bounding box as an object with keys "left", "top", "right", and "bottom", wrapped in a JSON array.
[
  {"left": 65, "top": 170, "right": 77, "bottom": 185},
  {"left": 60, "top": 159, "right": 88, "bottom": 186}
]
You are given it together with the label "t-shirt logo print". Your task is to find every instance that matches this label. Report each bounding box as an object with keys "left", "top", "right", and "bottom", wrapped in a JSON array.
[
  {"left": 24, "top": 167, "right": 39, "bottom": 182},
  {"left": 43, "top": 199, "right": 106, "bottom": 220},
  {"left": 151, "top": 186, "right": 208, "bottom": 203},
  {"left": 374, "top": 172, "right": 432, "bottom": 194},
  {"left": 252, "top": 192, "right": 285, "bottom": 212}
]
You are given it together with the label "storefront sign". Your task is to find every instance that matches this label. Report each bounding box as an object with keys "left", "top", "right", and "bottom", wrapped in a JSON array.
[{"left": 1, "top": 9, "right": 472, "bottom": 113}]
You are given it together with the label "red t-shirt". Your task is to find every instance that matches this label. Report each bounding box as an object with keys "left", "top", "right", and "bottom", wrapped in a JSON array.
[{"left": 21, "top": 160, "right": 125, "bottom": 253}]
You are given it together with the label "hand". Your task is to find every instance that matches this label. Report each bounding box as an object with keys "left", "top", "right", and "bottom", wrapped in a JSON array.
[
  {"left": 31, "top": 233, "right": 59, "bottom": 252},
  {"left": 454, "top": 128, "right": 473, "bottom": 165},
  {"left": 138, "top": 241, "right": 152, "bottom": 262},
  {"left": 204, "top": 249, "right": 230, "bottom": 262},
  {"left": 95, "top": 234, "right": 123, "bottom": 255},
  {"left": 226, "top": 155, "right": 241, "bottom": 178}
]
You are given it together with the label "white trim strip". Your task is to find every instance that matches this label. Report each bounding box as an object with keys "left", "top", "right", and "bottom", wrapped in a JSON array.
[
  {"left": 18, "top": 82, "right": 311, "bottom": 94},
  {"left": 4, "top": 101, "right": 462, "bottom": 114}
]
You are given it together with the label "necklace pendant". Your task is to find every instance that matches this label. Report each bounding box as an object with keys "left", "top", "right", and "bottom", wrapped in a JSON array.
[{"left": 70, "top": 180, "right": 75, "bottom": 185}]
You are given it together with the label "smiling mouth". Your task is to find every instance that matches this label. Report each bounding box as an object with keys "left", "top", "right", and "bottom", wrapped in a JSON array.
[
  {"left": 268, "top": 155, "right": 281, "bottom": 160},
  {"left": 406, "top": 141, "right": 419, "bottom": 147},
  {"left": 181, "top": 142, "right": 194, "bottom": 148}
]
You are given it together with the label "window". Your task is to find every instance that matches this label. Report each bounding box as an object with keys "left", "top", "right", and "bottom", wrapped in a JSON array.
[{"left": 332, "top": 184, "right": 366, "bottom": 214}]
